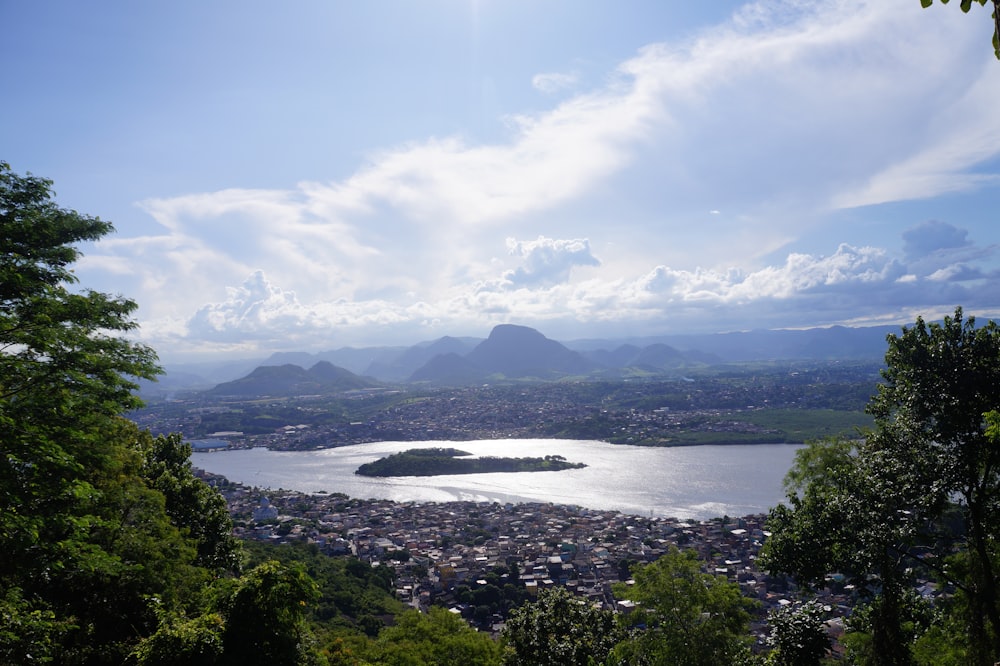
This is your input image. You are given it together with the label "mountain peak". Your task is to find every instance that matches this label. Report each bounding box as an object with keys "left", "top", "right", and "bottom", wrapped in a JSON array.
[
  {"left": 464, "top": 324, "right": 597, "bottom": 379},
  {"left": 486, "top": 324, "right": 548, "bottom": 341}
]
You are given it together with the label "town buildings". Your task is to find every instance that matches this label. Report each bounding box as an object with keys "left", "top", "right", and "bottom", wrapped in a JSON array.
[{"left": 201, "top": 471, "right": 865, "bottom": 648}]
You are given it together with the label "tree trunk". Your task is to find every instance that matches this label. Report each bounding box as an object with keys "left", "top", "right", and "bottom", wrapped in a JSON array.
[
  {"left": 871, "top": 578, "right": 912, "bottom": 666},
  {"left": 966, "top": 491, "right": 1000, "bottom": 664}
]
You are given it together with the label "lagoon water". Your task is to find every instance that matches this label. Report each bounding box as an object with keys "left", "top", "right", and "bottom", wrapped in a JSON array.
[{"left": 191, "top": 439, "right": 802, "bottom": 520}]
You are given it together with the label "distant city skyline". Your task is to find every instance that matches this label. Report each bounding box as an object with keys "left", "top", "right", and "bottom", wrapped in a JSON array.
[{"left": 3, "top": 1, "right": 999, "bottom": 361}]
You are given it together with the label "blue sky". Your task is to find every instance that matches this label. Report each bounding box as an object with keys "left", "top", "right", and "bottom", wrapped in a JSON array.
[{"left": 3, "top": 1, "right": 1000, "bottom": 361}]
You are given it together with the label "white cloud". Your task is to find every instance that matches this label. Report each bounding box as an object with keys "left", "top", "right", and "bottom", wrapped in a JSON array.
[
  {"left": 832, "top": 55, "right": 1000, "bottom": 208},
  {"left": 133, "top": 228, "right": 999, "bottom": 357},
  {"left": 501, "top": 236, "right": 601, "bottom": 287},
  {"left": 85, "top": 0, "right": 1000, "bottom": 357},
  {"left": 926, "top": 264, "right": 984, "bottom": 283},
  {"left": 188, "top": 270, "right": 303, "bottom": 339},
  {"left": 617, "top": 244, "right": 905, "bottom": 315},
  {"left": 532, "top": 71, "right": 580, "bottom": 94}
]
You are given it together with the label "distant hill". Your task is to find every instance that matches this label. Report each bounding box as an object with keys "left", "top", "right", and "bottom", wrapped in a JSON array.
[
  {"left": 404, "top": 323, "right": 895, "bottom": 386},
  {"left": 205, "top": 361, "right": 379, "bottom": 397},
  {"left": 563, "top": 324, "right": 898, "bottom": 362},
  {"left": 396, "top": 321, "right": 907, "bottom": 386},
  {"left": 159, "top": 322, "right": 904, "bottom": 393},
  {"left": 364, "top": 336, "right": 480, "bottom": 381},
  {"left": 410, "top": 324, "right": 598, "bottom": 384},
  {"left": 582, "top": 344, "right": 643, "bottom": 368},
  {"left": 263, "top": 346, "right": 408, "bottom": 376},
  {"left": 467, "top": 324, "right": 598, "bottom": 377},
  {"left": 576, "top": 342, "right": 721, "bottom": 372},
  {"left": 408, "top": 352, "right": 487, "bottom": 385}
]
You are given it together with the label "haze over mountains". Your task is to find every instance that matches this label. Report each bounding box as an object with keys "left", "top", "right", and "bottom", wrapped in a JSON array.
[{"left": 162, "top": 322, "right": 899, "bottom": 397}]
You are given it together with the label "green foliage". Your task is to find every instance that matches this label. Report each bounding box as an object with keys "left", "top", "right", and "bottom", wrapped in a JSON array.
[
  {"left": 501, "top": 586, "right": 623, "bottom": 666},
  {"left": 766, "top": 601, "right": 831, "bottom": 666},
  {"left": 764, "top": 308, "right": 1000, "bottom": 665},
  {"left": 610, "top": 546, "right": 756, "bottom": 666},
  {"left": 738, "top": 409, "right": 873, "bottom": 444},
  {"left": 240, "top": 540, "right": 405, "bottom": 642},
  {"left": 2, "top": 417, "right": 215, "bottom": 663},
  {"left": 910, "top": 608, "right": 971, "bottom": 665},
  {"left": 133, "top": 556, "right": 335, "bottom": 666},
  {"left": 0, "top": 162, "right": 174, "bottom": 662},
  {"left": 131, "top": 612, "right": 226, "bottom": 666},
  {"left": 141, "top": 432, "right": 242, "bottom": 572},
  {"left": 0, "top": 163, "right": 293, "bottom": 664},
  {"left": 839, "top": 591, "right": 935, "bottom": 666},
  {"left": 0, "top": 161, "right": 159, "bottom": 416},
  {"left": 763, "top": 436, "right": 942, "bottom": 665},
  {"left": 780, "top": 436, "right": 856, "bottom": 496},
  {"left": 760, "top": 434, "right": 933, "bottom": 599},
  {"left": 221, "top": 560, "right": 321, "bottom": 666},
  {"left": 371, "top": 606, "right": 500, "bottom": 666},
  {"left": 869, "top": 308, "right": 1000, "bottom": 662},
  {"left": 919, "top": 0, "right": 1000, "bottom": 59},
  {"left": 0, "top": 588, "right": 76, "bottom": 665}
]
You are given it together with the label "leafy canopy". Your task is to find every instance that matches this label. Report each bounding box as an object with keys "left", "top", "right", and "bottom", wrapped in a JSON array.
[
  {"left": 501, "top": 586, "right": 623, "bottom": 666},
  {"left": 611, "top": 546, "right": 756, "bottom": 666},
  {"left": 763, "top": 308, "right": 1000, "bottom": 665}
]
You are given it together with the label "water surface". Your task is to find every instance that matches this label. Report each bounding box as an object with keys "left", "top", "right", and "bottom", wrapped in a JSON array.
[{"left": 192, "top": 439, "right": 801, "bottom": 520}]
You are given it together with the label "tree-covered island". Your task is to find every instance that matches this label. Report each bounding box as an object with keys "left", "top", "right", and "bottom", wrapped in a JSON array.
[{"left": 355, "top": 447, "right": 586, "bottom": 476}]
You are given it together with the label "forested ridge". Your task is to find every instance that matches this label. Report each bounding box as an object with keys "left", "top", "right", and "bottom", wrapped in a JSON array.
[{"left": 4, "top": 152, "right": 1000, "bottom": 664}]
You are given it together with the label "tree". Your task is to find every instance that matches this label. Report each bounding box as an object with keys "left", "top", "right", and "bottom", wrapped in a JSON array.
[
  {"left": 0, "top": 162, "right": 260, "bottom": 663},
  {"left": 764, "top": 308, "right": 1000, "bottom": 665},
  {"left": 141, "top": 432, "right": 242, "bottom": 572},
  {"left": 765, "top": 600, "right": 832, "bottom": 666},
  {"left": 610, "top": 546, "right": 756, "bottom": 665},
  {"left": 501, "top": 586, "right": 624, "bottom": 666},
  {"left": 0, "top": 162, "right": 181, "bottom": 662},
  {"left": 920, "top": 0, "right": 1000, "bottom": 59},
  {"left": 839, "top": 590, "right": 935, "bottom": 666},
  {"left": 221, "top": 560, "right": 321, "bottom": 666},
  {"left": 761, "top": 436, "right": 936, "bottom": 666},
  {"left": 868, "top": 308, "right": 1000, "bottom": 662},
  {"left": 130, "top": 612, "right": 226, "bottom": 666},
  {"left": 373, "top": 606, "right": 501, "bottom": 666},
  {"left": 133, "top": 556, "right": 334, "bottom": 666}
]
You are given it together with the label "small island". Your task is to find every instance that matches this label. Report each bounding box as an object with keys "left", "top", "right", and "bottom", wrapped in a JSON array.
[{"left": 355, "top": 447, "right": 587, "bottom": 477}]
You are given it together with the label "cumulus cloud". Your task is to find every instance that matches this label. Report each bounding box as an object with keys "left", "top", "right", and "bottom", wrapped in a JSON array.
[
  {"left": 626, "top": 244, "right": 905, "bottom": 311},
  {"left": 140, "top": 230, "right": 998, "bottom": 357},
  {"left": 502, "top": 236, "right": 601, "bottom": 287},
  {"left": 188, "top": 271, "right": 309, "bottom": 340},
  {"left": 180, "top": 270, "right": 426, "bottom": 349},
  {"left": 88, "top": 0, "right": 1000, "bottom": 357}
]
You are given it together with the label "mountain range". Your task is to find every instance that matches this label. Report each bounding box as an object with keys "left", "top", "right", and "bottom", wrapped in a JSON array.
[{"left": 173, "top": 322, "right": 900, "bottom": 398}]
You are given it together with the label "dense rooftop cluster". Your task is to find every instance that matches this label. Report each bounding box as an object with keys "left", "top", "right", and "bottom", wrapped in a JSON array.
[{"left": 201, "top": 471, "right": 890, "bottom": 652}]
